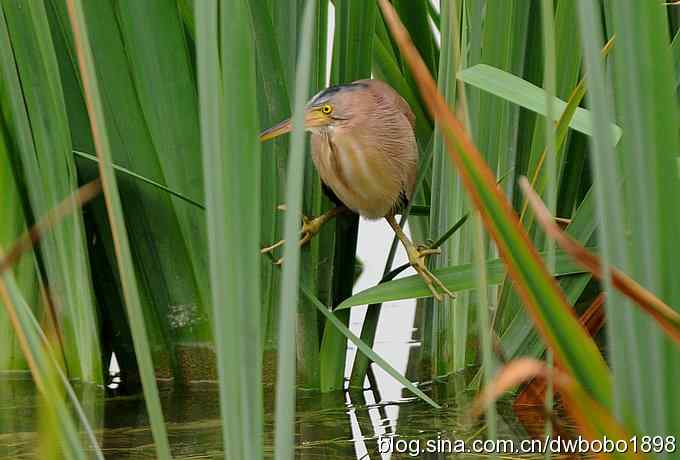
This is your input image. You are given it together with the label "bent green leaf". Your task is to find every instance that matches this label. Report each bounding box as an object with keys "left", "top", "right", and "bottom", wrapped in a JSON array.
[
  {"left": 458, "top": 64, "right": 621, "bottom": 142},
  {"left": 338, "top": 250, "right": 587, "bottom": 309}
]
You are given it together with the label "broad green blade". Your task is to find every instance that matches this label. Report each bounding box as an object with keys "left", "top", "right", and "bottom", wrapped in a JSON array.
[
  {"left": 0, "top": 0, "right": 101, "bottom": 383},
  {"left": 49, "top": 0, "right": 200, "bottom": 381},
  {"left": 428, "top": 2, "right": 460, "bottom": 375},
  {"left": 473, "top": 212, "right": 498, "bottom": 444},
  {"left": 245, "top": 0, "right": 290, "bottom": 357},
  {"left": 338, "top": 250, "right": 587, "bottom": 309},
  {"left": 428, "top": 0, "right": 464, "bottom": 377},
  {"left": 379, "top": 0, "right": 612, "bottom": 408},
  {"left": 603, "top": 0, "right": 680, "bottom": 439},
  {"left": 392, "top": 0, "right": 438, "bottom": 77},
  {"left": 273, "top": 1, "right": 315, "bottom": 459},
  {"left": 577, "top": 3, "right": 640, "bottom": 432},
  {"left": 331, "top": 0, "right": 376, "bottom": 84},
  {"left": 177, "top": 0, "right": 195, "bottom": 41},
  {"left": 0, "top": 120, "right": 41, "bottom": 372},
  {"left": 458, "top": 64, "right": 622, "bottom": 142},
  {"left": 196, "top": 0, "right": 263, "bottom": 458},
  {"left": 298, "top": 0, "right": 328, "bottom": 389},
  {"left": 64, "top": 0, "right": 172, "bottom": 456},
  {"left": 115, "top": 0, "right": 211, "bottom": 344},
  {"left": 269, "top": 0, "right": 302, "bottom": 85},
  {"left": 266, "top": 0, "right": 330, "bottom": 389}
]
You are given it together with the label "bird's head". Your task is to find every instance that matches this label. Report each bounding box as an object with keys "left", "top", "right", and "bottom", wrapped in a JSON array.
[{"left": 259, "top": 82, "right": 366, "bottom": 142}]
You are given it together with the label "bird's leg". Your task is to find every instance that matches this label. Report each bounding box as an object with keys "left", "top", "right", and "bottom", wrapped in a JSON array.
[
  {"left": 261, "top": 205, "right": 348, "bottom": 258},
  {"left": 385, "top": 215, "right": 454, "bottom": 302}
]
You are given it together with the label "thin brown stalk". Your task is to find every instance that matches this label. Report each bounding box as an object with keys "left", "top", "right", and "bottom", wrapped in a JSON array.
[
  {"left": 0, "top": 179, "right": 102, "bottom": 274},
  {"left": 520, "top": 176, "right": 680, "bottom": 346}
]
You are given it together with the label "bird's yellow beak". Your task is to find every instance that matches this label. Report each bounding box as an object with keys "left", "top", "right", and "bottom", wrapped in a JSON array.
[
  {"left": 259, "top": 118, "right": 292, "bottom": 142},
  {"left": 259, "top": 109, "right": 329, "bottom": 142}
]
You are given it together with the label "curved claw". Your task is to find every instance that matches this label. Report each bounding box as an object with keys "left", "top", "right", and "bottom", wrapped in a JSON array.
[
  {"left": 407, "top": 245, "right": 454, "bottom": 301},
  {"left": 419, "top": 268, "right": 444, "bottom": 302},
  {"left": 417, "top": 265, "right": 454, "bottom": 301},
  {"left": 260, "top": 212, "right": 330, "bottom": 262},
  {"left": 384, "top": 215, "right": 453, "bottom": 301},
  {"left": 261, "top": 239, "right": 285, "bottom": 254},
  {"left": 429, "top": 269, "right": 454, "bottom": 298}
]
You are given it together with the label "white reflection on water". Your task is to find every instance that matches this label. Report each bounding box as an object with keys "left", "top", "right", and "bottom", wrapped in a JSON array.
[
  {"left": 323, "top": 2, "right": 430, "bottom": 455},
  {"left": 348, "top": 217, "right": 418, "bottom": 459}
]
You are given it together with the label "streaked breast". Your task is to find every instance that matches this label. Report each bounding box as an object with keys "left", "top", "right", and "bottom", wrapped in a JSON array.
[{"left": 310, "top": 130, "right": 411, "bottom": 219}]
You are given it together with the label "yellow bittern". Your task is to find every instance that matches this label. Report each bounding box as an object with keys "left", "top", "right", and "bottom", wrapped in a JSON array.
[{"left": 260, "top": 79, "right": 452, "bottom": 300}]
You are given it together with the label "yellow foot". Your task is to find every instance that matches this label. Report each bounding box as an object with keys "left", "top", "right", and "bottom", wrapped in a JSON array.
[
  {"left": 406, "top": 243, "right": 454, "bottom": 302},
  {"left": 260, "top": 213, "right": 328, "bottom": 264}
]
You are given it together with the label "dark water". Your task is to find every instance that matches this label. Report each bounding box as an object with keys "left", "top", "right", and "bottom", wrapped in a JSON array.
[
  {"left": 0, "top": 369, "right": 583, "bottom": 460},
  {"left": 0, "top": 291, "right": 578, "bottom": 459}
]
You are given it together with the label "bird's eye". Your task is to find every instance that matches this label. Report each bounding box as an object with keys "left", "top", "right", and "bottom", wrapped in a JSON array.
[{"left": 321, "top": 104, "right": 333, "bottom": 115}]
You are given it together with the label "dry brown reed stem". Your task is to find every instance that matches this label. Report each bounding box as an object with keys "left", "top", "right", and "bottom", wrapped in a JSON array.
[
  {"left": 520, "top": 176, "right": 680, "bottom": 346},
  {"left": 0, "top": 179, "right": 102, "bottom": 274}
]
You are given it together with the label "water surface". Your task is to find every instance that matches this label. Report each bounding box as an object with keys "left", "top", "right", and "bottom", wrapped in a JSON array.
[
  {"left": 0, "top": 221, "right": 581, "bottom": 459},
  {"left": 0, "top": 371, "right": 562, "bottom": 459}
]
